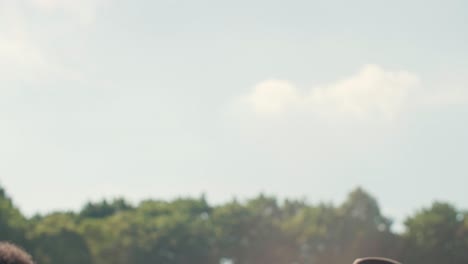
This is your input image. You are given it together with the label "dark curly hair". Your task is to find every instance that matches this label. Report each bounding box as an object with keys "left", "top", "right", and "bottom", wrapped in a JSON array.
[{"left": 0, "top": 242, "right": 34, "bottom": 264}]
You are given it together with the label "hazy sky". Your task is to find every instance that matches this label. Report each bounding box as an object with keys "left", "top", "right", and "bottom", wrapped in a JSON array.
[{"left": 1, "top": 0, "right": 467, "bottom": 225}]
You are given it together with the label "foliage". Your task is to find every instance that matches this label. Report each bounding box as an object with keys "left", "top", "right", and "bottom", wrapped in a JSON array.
[
  {"left": 0, "top": 183, "right": 467, "bottom": 264},
  {"left": 402, "top": 202, "right": 468, "bottom": 264},
  {"left": 0, "top": 186, "right": 28, "bottom": 245}
]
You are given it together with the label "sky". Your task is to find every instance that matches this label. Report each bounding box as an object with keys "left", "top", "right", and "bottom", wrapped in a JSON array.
[{"left": 1, "top": 0, "right": 468, "bottom": 227}]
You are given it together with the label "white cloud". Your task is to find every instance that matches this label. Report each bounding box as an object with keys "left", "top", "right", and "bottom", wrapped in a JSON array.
[
  {"left": 243, "top": 80, "right": 300, "bottom": 114},
  {"left": 0, "top": 0, "right": 89, "bottom": 83},
  {"left": 0, "top": 2, "right": 43, "bottom": 81},
  {"left": 241, "top": 65, "right": 421, "bottom": 120},
  {"left": 0, "top": 32, "right": 63, "bottom": 82}
]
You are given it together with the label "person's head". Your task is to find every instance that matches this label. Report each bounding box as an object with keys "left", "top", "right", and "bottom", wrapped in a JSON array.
[{"left": 0, "top": 242, "right": 34, "bottom": 264}]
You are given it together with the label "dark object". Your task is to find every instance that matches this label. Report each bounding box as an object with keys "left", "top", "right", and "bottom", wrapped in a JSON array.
[{"left": 353, "top": 257, "right": 401, "bottom": 264}]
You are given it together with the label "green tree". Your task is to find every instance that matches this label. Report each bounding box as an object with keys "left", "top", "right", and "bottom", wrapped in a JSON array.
[
  {"left": 212, "top": 195, "right": 293, "bottom": 264},
  {"left": 80, "top": 198, "right": 133, "bottom": 219},
  {"left": 0, "top": 185, "right": 28, "bottom": 245},
  {"left": 403, "top": 202, "right": 468, "bottom": 264},
  {"left": 80, "top": 197, "right": 216, "bottom": 264},
  {"left": 30, "top": 213, "right": 94, "bottom": 264},
  {"left": 336, "top": 188, "right": 397, "bottom": 262}
]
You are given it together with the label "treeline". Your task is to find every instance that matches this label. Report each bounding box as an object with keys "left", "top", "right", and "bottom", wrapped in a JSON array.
[{"left": 1, "top": 185, "right": 467, "bottom": 264}]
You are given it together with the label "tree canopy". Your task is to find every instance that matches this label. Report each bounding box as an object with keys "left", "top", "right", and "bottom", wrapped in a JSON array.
[{"left": 0, "top": 184, "right": 466, "bottom": 264}]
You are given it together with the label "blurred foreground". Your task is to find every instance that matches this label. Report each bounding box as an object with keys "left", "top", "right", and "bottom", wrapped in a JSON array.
[{"left": 1, "top": 185, "right": 467, "bottom": 264}]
